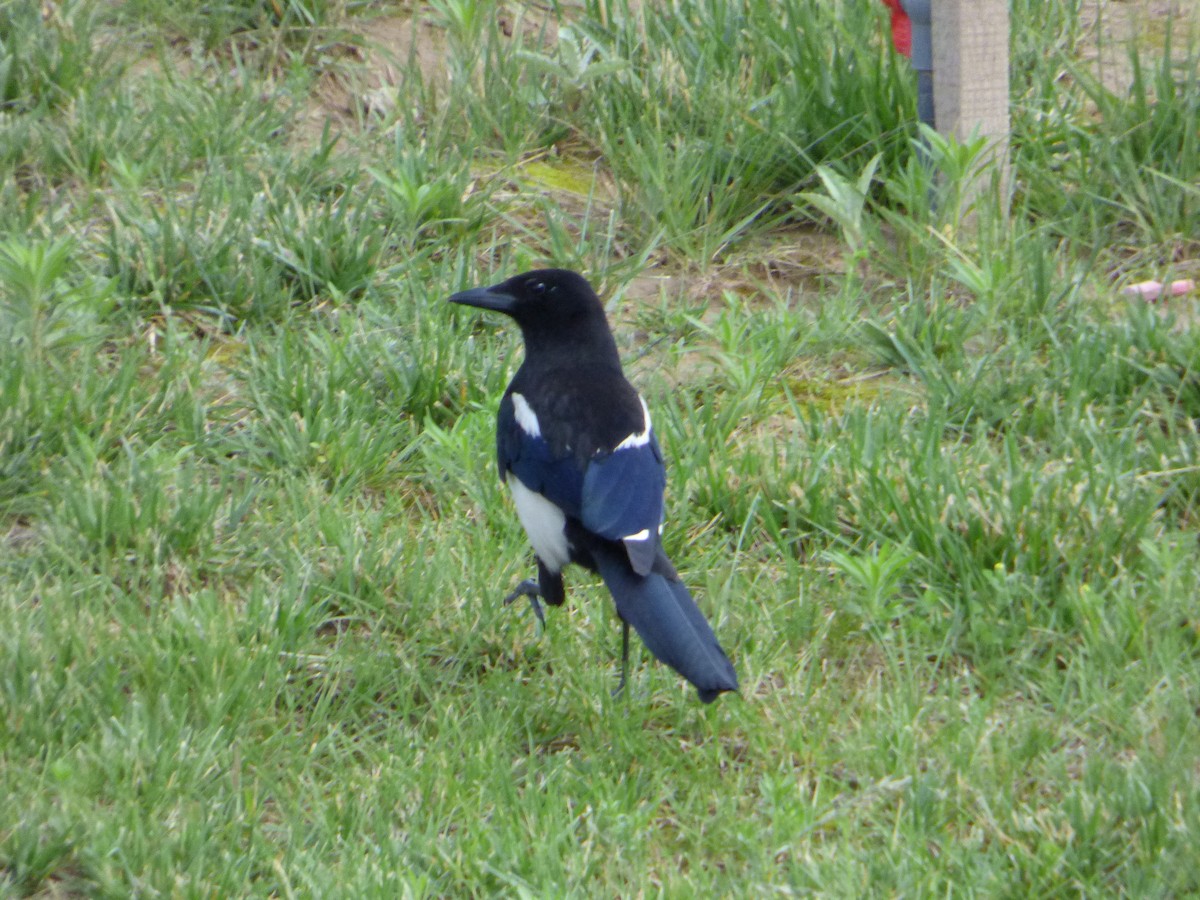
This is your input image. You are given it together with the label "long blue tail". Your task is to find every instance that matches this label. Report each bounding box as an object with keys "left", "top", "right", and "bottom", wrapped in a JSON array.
[{"left": 592, "top": 545, "right": 738, "bottom": 702}]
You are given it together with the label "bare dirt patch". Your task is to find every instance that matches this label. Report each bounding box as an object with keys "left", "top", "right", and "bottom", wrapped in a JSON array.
[
  {"left": 301, "top": 5, "right": 559, "bottom": 143},
  {"left": 296, "top": 12, "right": 446, "bottom": 143}
]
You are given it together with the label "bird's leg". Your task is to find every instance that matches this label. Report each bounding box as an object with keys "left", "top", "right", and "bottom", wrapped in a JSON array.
[
  {"left": 612, "top": 620, "right": 631, "bottom": 699},
  {"left": 503, "top": 578, "right": 546, "bottom": 629}
]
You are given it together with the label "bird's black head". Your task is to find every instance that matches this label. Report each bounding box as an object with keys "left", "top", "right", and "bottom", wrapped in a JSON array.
[{"left": 448, "top": 269, "right": 611, "bottom": 348}]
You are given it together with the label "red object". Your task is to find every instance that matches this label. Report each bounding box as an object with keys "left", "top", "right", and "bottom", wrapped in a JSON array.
[{"left": 881, "top": 0, "right": 912, "bottom": 57}]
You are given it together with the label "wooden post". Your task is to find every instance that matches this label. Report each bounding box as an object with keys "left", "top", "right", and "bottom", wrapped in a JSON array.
[{"left": 931, "top": 0, "right": 1011, "bottom": 215}]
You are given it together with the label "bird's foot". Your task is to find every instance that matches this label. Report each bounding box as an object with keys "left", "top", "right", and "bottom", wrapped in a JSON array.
[
  {"left": 610, "top": 671, "right": 627, "bottom": 700},
  {"left": 503, "top": 579, "right": 546, "bottom": 631}
]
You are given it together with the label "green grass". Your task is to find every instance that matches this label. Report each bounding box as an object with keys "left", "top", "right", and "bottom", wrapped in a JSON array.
[{"left": 3, "top": 0, "right": 1200, "bottom": 895}]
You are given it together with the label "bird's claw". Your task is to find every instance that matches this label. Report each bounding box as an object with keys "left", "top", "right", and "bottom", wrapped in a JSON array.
[
  {"left": 611, "top": 672, "right": 627, "bottom": 700},
  {"left": 503, "top": 579, "right": 546, "bottom": 630}
]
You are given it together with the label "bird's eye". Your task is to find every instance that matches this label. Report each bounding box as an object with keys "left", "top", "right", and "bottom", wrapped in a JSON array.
[{"left": 528, "top": 280, "right": 548, "bottom": 295}]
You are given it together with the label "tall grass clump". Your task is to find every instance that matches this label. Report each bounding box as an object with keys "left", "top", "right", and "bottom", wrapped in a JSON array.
[
  {"left": 1015, "top": 21, "right": 1200, "bottom": 262},
  {"left": 552, "top": 0, "right": 916, "bottom": 260},
  {"left": 427, "top": 1, "right": 568, "bottom": 154},
  {"left": 0, "top": 0, "right": 117, "bottom": 113},
  {"left": 0, "top": 0, "right": 127, "bottom": 191},
  {"left": 101, "top": 139, "right": 395, "bottom": 320}
]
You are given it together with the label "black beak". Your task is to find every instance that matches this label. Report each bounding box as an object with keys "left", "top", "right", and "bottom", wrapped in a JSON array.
[{"left": 448, "top": 284, "right": 517, "bottom": 314}]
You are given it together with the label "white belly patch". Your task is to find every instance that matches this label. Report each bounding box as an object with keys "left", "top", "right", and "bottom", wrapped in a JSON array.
[{"left": 507, "top": 475, "right": 570, "bottom": 572}]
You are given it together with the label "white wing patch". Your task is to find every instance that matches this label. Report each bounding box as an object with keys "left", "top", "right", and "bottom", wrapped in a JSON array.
[
  {"left": 615, "top": 396, "right": 652, "bottom": 450},
  {"left": 507, "top": 475, "right": 570, "bottom": 572},
  {"left": 511, "top": 393, "right": 541, "bottom": 437},
  {"left": 623, "top": 528, "right": 651, "bottom": 542}
]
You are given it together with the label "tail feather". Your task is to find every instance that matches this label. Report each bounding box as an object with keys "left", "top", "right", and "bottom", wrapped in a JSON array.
[{"left": 593, "top": 545, "right": 738, "bottom": 702}]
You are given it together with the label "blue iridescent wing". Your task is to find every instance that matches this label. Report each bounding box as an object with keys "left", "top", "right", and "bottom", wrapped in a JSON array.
[{"left": 581, "top": 433, "right": 665, "bottom": 575}]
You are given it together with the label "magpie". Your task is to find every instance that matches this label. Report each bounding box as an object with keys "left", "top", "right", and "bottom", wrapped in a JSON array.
[{"left": 449, "top": 268, "right": 738, "bottom": 703}]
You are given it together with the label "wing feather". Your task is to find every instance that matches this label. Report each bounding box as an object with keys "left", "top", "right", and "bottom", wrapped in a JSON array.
[{"left": 581, "top": 435, "right": 665, "bottom": 575}]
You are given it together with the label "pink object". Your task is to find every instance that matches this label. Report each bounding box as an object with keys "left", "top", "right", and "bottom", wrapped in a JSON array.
[{"left": 1121, "top": 279, "right": 1196, "bottom": 300}]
